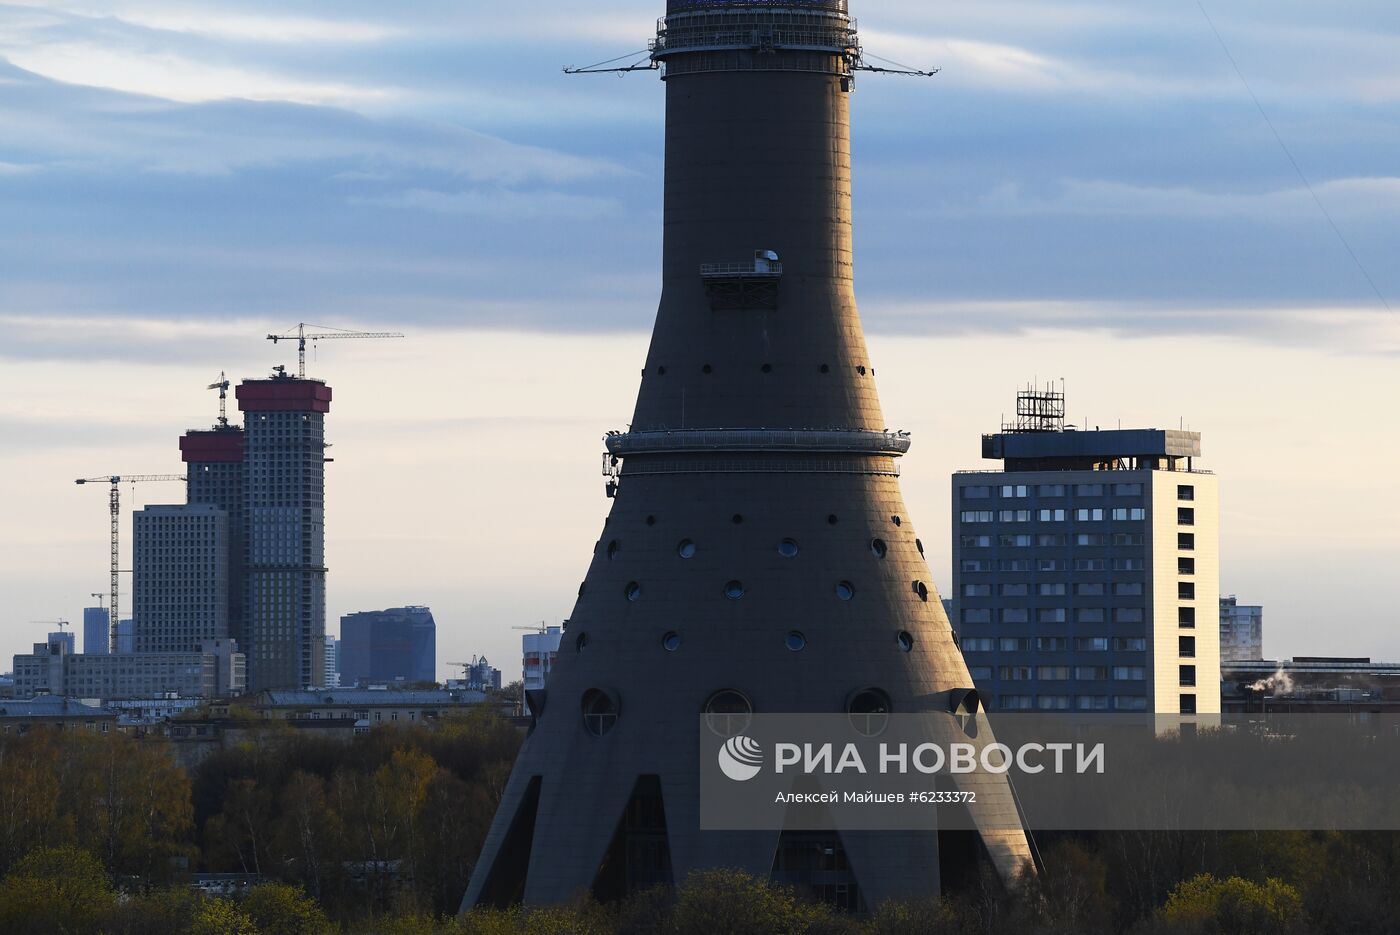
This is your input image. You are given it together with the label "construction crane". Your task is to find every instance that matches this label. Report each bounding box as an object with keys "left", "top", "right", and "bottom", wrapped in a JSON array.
[
  {"left": 31, "top": 619, "right": 70, "bottom": 633},
  {"left": 266, "top": 322, "right": 405, "bottom": 379},
  {"left": 90, "top": 593, "right": 106, "bottom": 609},
  {"left": 207, "top": 371, "right": 230, "bottom": 427},
  {"left": 74, "top": 474, "right": 186, "bottom": 653}
]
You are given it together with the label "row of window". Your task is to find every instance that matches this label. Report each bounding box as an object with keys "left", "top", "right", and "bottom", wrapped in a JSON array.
[
  {"left": 582, "top": 686, "right": 903, "bottom": 740},
  {"left": 965, "top": 636, "right": 1149, "bottom": 652},
  {"left": 964, "top": 483, "right": 1146, "bottom": 499},
  {"left": 1000, "top": 695, "right": 1149, "bottom": 711},
  {"left": 963, "top": 607, "right": 1146, "bottom": 624},
  {"left": 961, "top": 508, "right": 1146, "bottom": 524},
  {"left": 984, "top": 666, "right": 1147, "bottom": 681},
  {"left": 964, "top": 483, "right": 1196, "bottom": 501}
]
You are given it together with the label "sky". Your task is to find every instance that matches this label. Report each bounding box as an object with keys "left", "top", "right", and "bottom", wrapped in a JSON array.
[{"left": 1, "top": 0, "right": 1398, "bottom": 680}]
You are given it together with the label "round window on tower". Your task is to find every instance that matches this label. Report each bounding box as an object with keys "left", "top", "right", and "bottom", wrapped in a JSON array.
[
  {"left": 582, "top": 689, "right": 619, "bottom": 737},
  {"left": 625, "top": 582, "right": 642, "bottom": 602},
  {"left": 724, "top": 580, "right": 746, "bottom": 600},
  {"left": 662, "top": 631, "right": 682, "bottom": 652},
  {"left": 785, "top": 631, "right": 807, "bottom": 652},
  {"left": 778, "top": 539, "right": 799, "bottom": 559},
  {"left": 848, "top": 688, "right": 892, "bottom": 737},
  {"left": 913, "top": 580, "right": 930, "bottom": 602},
  {"left": 897, "top": 631, "right": 915, "bottom": 653},
  {"left": 870, "top": 538, "right": 888, "bottom": 559},
  {"left": 677, "top": 539, "right": 697, "bottom": 559},
  {"left": 704, "top": 689, "right": 753, "bottom": 737},
  {"left": 606, "top": 540, "right": 620, "bottom": 561},
  {"left": 836, "top": 581, "right": 856, "bottom": 601}
]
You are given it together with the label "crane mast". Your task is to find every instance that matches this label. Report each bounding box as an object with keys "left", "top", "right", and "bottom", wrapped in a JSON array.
[{"left": 74, "top": 474, "right": 186, "bottom": 652}]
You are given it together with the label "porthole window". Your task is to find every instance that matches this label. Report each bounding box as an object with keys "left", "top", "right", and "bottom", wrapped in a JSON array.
[
  {"left": 857, "top": 365, "right": 867, "bottom": 375},
  {"left": 657, "top": 366, "right": 667, "bottom": 375},
  {"left": 870, "top": 538, "right": 888, "bottom": 559},
  {"left": 827, "top": 514, "right": 839, "bottom": 526},
  {"left": 762, "top": 363, "right": 773, "bottom": 373},
  {"left": 836, "top": 581, "right": 855, "bottom": 601},
  {"left": 646, "top": 515, "right": 657, "bottom": 526},
  {"left": 576, "top": 632, "right": 589, "bottom": 652},
  {"left": 892, "top": 515, "right": 902, "bottom": 527},
  {"left": 732, "top": 514, "right": 744, "bottom": 525},
  {"left": 582, "top": 689, "right": 618, "bottom": 736},
  {"left": 704, "top": 689, "right": 753, "bottom": 737},
  {"left": 702, "top": 364, "right": 713, "bottom": 374},
  {"left": 913, "top": 580, "right": 930, "bottom": 602},
  {"left": 897, "top": 631, "right": 914, "bottom": 653},
  {"left": 625, "top": 581, "right": 642, "bottom": 602},
  {"left": 785, "top": 631, "right": 806, "bottom": 652},
  {"left": 915, "top": 539, "right": 925, "bottom": 557},
  {"left": 606, "top": 540, "right": 620, "bottom": 560},
  {"left": 778, "top": 539, "right": 799, "bottom": 558},
  {"left": 848, "top": 688, "right": 891, "bottom": 737},
  {"left": 678, "top": 539, "right": 697, "bottom": 559},
  {"left": 724, "top": 580, "right": 746, "bottom": 600},
  {"left": 663, "top": 631, "right": 682, "bottom": 652}
]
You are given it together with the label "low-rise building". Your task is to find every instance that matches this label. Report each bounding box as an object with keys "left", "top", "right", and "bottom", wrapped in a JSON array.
[
  {"left": 0, "top": 696, "right": 118, "bottom": 734},
  {"left": 11, "top": 637, "right": 245, "bottom": 700},
  {"left": 254, "top": 688, "right": 487, "bottom": 729}
]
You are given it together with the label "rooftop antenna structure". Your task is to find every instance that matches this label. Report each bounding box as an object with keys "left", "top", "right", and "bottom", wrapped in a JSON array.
[
  {"left": 74, "top": 474, "right": 187, "bottom": 652},
  {"left": 1005, "top": 380, "right": 1067, "bottom": 434},
  {"left": 207, "top": 371, "right": 231, "bottom": 428},
  {"left": 91, "top": 593, "right": 106, "bottom": 609},
  {"left": 266, "top": 322, "right": 406, "bottom": 379}
]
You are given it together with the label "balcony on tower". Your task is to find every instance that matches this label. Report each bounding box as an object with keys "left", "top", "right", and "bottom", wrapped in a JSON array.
[{"left": 700, "top": 249, "right": 783, "bottom": 309}]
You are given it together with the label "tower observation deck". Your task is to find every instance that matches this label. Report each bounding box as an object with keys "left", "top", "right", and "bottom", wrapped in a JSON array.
[{"left": 464, "top": 0, "right": 1033, "bottom": 913}]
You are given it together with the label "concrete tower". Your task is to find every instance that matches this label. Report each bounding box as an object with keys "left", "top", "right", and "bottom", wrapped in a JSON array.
[
  {"left": 464, "top": 0, "right": 1032, "bottom": 911},
  {"left": 237, "top": 376, "right": 329, "bottom": 691}
]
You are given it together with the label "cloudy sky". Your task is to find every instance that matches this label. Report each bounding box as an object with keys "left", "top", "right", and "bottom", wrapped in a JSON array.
[{"left": 2, "top": 0, "right": 1398, "bottom": 679}]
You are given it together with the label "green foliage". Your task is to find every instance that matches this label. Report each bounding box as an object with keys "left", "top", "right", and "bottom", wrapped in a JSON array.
[
  {"left": 242, "top": 882, "right": 336, "bottom": 935},
  {"left": 669, "top": 868, "right": 848, "bottom": 935},
  {"left": 865, "top": 895, "right": 971, "bottom": 935},
  {"left": 1156, "top": 873, "right": 1308, "bottom": 935},
  {"left": 189, "top": 898, "right": 260, "bottom": 935},
  {"left": 0, "top": 845, "right": 117, "bottom": 935}
]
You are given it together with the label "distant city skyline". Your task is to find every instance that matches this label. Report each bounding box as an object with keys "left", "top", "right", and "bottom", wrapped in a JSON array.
[{"left": 2, "top": 1, "right": 1397, "bottom": 677}]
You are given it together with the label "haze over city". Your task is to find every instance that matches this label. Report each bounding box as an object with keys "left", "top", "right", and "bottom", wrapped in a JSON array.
[{"left": 2, "top": 0, "right": 1398, "bottom": 679}]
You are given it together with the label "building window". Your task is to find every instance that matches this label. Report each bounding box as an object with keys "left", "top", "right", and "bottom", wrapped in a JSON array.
[
  {"left": 1112, "top": 667, "right": 1146, "bottom": 681},
  {"left": 1111, "top": 483, "right": 1143, "bottom": 496},
  {"left": 1039, "top": 583, "right": 1067, "bottom": 596},
  {"left": 1038, "top": 608, "right": 1067, "bottom": 623},
  {"left": 970, "top": 667, "right": 993, "bottom": 680},
  {"left": 1178, "top": 507, "right": 1195, "bottom": 526},
  {"left": 961, "top": 511, "right": 994, "bottom": 523},
  {"left": 1001, "top": 608, "right": 1029, "bottom": 624},
  {"left": 999, "top": 583, "right": 1028, "bottom": 597},
  {"left": 1077, "top": 696, "right": 1110, "bottom": 710},
  {"left": 1179, "top": 533, "right": 1195, "bottom": 550},
  {"left": 778, "top": 539, "right": 800, "bottom": 559},
  {"left": 1038, "top": 484, "right": 1066, "bottom": 497},
  {"left": 704, "top": 690, "right": 752, "bottom": 737},
  {"left": 963, "top": 638, "right": 994, "bottom": 652},
  {"left": 964, "top": 584, "right": 992, "bottom": 598},
  {"left": 962, "top": 536, "right": 993, "bottom": 548},
  {"left": 1037, "top": 696, "right": 1071, "bottom": 710},
  {"left": 1075, "top": 666, "right": 1110, "bottom": 680},
  {"left": 1001, "top": 535, "right": 1034, "bottom": 547},
  {"left": 1076, "top": 609, "right": 1105, "bottom": 624},
  {"left": 962, "top": 609, "right": 992, "bottom": 624},
  {"left": 785, "top": 631, "right": 807, "bottom": 652},
  {"left": 1075, "top": 583, "right": 1105, "bottom": 596},
  {"left": 724, "top": 581, "right": 746, "bottom": 600},
  {"left": 1179, "top": 636, "right": 1196, "bottom": 657},
  {"left": 962, "top": 486, "right": 991, "bottom": 499},
  {"left": 1000, "top": 637, "right": 1030, "bottom": 651},
  {"left": 1179, "top": 606, "right": 1196, "bottom": 627},
  {"left": 1180, "top": 693, "right": 1197, "bottom": 714},
  {"left": 1115, "top": 696, "right": 1148, "bottom": 711},
  {"left": 1178, "top": 557, "right": 1196, "bottom": 575},
  {"left": 848, "top": 689, "right": 891, "bottom": 737},
  {"left": 1178, "top": 582, "right": 1195, "bottom": 600},
  {"left": 1113, "top": 637, "right": 1147, "bottom": 651},
  {"left": 1077, "top": 637, "right": 1109, "bottom": 651},
  {"left": 1178, "top": 485, "right": 1195, "bottom": 502},
  {"left": 1113, "top": 582, "right": 1143, "bottom": 596},
  {"left": 1076, "top": 508, "right": 1105, "bottom": 522},
  {"left": 999, "top": 666, "right": 1033, "bottom": 681},
  {"left": 1075, "top": 484, "right": 1104, "bottom": 496},
  {"left": 1038, "top": 509, "right": 1066, "bottom": 522},
  {"left": 1036, "top": 637, "right": 1069, "bottom": 652},
  {"left": 1000, "top": 695, "right": 1034, "bottom": 710},
  {"left": 1179, "top": 665, "right": 1197, "bottom": 687},
  {"left": 1113, "top": 608, "right": 1144, "bottom": 624},
  {"left": 1000, "top": 485, "right": 1029, "bottom": 499},
  {"left": 999, "top": 510, "right": 1032, "bottom": 522}
]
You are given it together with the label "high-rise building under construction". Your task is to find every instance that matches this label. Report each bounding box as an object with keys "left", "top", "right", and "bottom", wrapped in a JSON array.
[
  {"left": 464, "top": 0, "right": 1032, "bottom": 911},
  {"left": 178, "top": 375, "right": 330, "bottom": 691}
]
